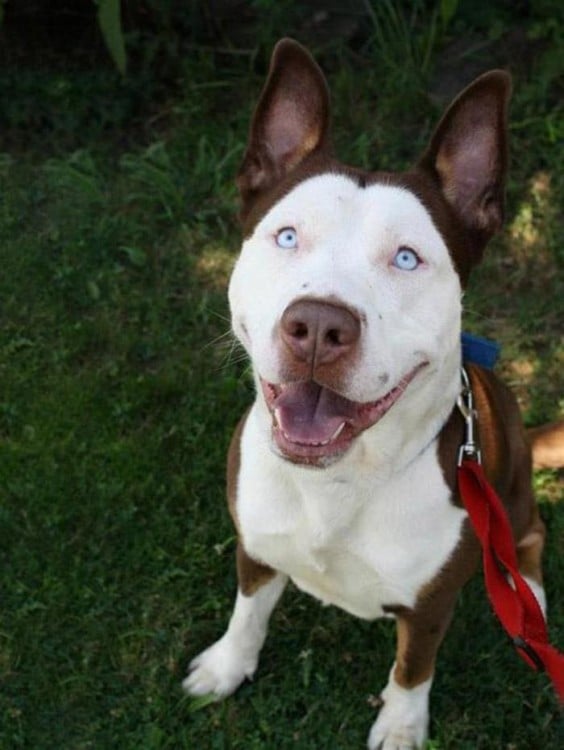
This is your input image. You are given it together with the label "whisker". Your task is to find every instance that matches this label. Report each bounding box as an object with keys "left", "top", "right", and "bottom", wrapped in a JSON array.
[
  {"left": 211, "top": 335, "right": 249, "bottom": 372},
  {"left": 202, "top": 328, "right": 234, "bottom": 351},
  {"left": 207, "top": 309, "right": 232, "bottom": 325}
]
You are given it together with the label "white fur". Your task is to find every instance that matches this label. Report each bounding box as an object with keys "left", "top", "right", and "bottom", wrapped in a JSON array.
[
  {"left": 367, "top": 668, "right": 432, "bottom": 750},
  {"left": 184, "top": 573, "right": 287, "bottom": 697},
  {"left": 237, "top": 407, "right": 465, "bottom": 619},
  {"left": 229, "top": 175, "right": 462, "bottom": 406},
  {"left": 188, "top": 175, "right": 471, "bottom": 746},
  {"left": 229, "top": 174, "right": 466, "bottom": 619}
]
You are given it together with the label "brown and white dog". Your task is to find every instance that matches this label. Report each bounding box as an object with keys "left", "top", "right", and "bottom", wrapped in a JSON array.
[{"left": 184, "top": 39, "right": 549, "bottom": 748}]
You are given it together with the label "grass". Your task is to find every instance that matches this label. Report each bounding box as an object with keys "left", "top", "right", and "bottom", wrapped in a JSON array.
[{"left": 1, "top": 3, "right": 563, "bottom": 749}]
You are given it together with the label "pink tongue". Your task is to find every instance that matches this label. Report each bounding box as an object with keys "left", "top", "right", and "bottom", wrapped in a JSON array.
[{"left": 274, "top": 382, "right": 356, "bottom": 445}]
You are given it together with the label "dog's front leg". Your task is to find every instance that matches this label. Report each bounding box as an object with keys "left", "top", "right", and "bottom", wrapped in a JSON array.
[
  {"left": 367, "top": 601, "right": 456, "bottom": 750},
  {"left": 184, "top": 544, "right": 286, "bottom": 698}
]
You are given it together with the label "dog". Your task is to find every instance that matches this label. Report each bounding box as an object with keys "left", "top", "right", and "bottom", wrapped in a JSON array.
[{"left": 184, "top": 39, "right": 549, "bottom": 749}]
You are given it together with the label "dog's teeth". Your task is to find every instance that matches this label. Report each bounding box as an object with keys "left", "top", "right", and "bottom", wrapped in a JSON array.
[
  {"left": 273, "top": 408, "right": 282, "bottom": 427},
  {"left": 331, "top": 422, "right": 346, "bottom": 441}
]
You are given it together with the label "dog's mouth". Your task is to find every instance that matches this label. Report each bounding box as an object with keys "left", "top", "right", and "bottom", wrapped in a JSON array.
[{"left": 260, "top": 363, "right": 427, "bottom": 465}]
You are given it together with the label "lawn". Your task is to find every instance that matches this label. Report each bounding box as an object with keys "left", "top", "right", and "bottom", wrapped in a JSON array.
[{"left": 1, "top": 3, "right": 562, "bottom": 749}]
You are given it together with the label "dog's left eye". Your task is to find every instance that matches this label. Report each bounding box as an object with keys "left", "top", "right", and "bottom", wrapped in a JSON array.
[
  {"left": 392, "top": 246, "right": 420, "bottom": 271},
  {"left": 276, "top": 227, "right": 298, "bottom": 249}
]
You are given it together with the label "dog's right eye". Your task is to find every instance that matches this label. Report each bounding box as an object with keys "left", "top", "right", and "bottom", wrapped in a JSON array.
[
  {"left": 392, "top": 246, "right": 420, "bottom": 271},
  {"left": 276, "top": 227, "right": 298, "bottom": 249}
]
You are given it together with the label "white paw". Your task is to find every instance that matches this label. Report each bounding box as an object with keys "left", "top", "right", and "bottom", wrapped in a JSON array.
[
  {"left": 367, "top": 674, "right": 431, "bottom": 750},
  {"left": 182, "top": 634, "right": 258, "bottom": 698},
  {"left": 367, "top": 718, "right": 426, "bottom": 750}
]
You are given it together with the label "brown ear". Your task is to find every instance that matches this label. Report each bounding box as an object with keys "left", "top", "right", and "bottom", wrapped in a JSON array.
[
  {"left": 418, "top": 70, "right": 511, "bottom": 248},
  {"left": 237, "top": 38, "right": 331, "bottom": 214}
]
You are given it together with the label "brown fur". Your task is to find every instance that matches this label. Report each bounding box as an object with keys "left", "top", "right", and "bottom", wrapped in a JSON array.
[{"left": 379, "top": 361, "right": 545, "bottom": 691}]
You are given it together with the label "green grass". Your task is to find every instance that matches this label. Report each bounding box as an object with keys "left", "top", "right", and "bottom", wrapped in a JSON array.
[{"left": 1, "top": 4, "right": 563, "bottom": 749}]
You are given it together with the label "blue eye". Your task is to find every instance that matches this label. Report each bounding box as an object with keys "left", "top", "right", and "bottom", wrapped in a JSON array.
[
  {"left": 276, "top": 227, "right": 298, "bottom": 249},
  {"left": 392, "top": 246, "right": 420, "bottom": 271}
]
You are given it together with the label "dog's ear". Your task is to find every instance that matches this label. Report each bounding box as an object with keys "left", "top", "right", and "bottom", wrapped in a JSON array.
[
  {"left": 418, "top": 70, "right": 511, "bottom": 248},
  {"left": 237, "top": 38, "right": 331, "bottom": 215}
]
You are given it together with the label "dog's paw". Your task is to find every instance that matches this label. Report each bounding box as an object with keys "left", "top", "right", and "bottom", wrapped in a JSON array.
[
  {"left": 367, "top": 720, "right": 426, "bottom": 750},
  {"left": 182, "top": 634, "right": 258, "bottom": 698},
  {"left": 367, "top": 675, "right": 430, "bottom": 750}
]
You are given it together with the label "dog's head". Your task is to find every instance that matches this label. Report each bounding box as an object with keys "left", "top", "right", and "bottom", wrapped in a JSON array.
[{"left": 229, "top": 39, "right": 510, "bottom": 467}]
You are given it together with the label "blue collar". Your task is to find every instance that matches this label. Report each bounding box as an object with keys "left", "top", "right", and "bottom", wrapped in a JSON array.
[{"left": 461, "top": 332, "right": 500, "bottom": 369}]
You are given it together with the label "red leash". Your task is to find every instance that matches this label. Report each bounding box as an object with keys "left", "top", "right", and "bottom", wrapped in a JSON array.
[{"left": 457, "top": 370, "right": 564, "bottom": 703}]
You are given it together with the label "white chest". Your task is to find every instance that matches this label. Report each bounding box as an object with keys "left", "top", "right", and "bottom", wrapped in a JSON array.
[{"left": 236, "top": 411, "right": 466, "bottom": 619}]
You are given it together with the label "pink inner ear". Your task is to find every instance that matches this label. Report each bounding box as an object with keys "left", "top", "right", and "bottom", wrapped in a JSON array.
[
  {"left": 435, "top": 110, "right": 504, "bottom": 234},
  {"left": 265, "top": 94, "right": 323, "bottom": 169},
  {"left": 419, "top": 71, "right": 510, "bottom": 242},
  {"left": 237, "top": 40, "right": 331, "bottom": 211},
  {"left": 267, "top": 98, "right": 310, "bottom": 161},
  {"left": 439, "top": 126, "right": 498, "bottom": 203}
]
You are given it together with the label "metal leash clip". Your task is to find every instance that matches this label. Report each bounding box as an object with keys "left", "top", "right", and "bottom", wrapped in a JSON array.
[{"left": 457, "top": 366, "right": 482, "bottom": 466}]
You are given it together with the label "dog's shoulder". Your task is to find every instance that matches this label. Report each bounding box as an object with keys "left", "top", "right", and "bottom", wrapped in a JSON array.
[{"left": 470, "top": 364, "right": 531, "bottom": 484}]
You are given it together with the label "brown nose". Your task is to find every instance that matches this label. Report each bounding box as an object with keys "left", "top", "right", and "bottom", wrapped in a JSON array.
[{"left": 280, "top": 299, "right": 361, "bottom": 367}]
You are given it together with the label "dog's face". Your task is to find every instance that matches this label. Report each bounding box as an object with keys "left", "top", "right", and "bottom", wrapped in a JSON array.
[
  {"left": 229, "top": 176, "right": 462, "bottom": 465},
  {"left": 229, "top": 40, "right": 510, "bottom": 466}
]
